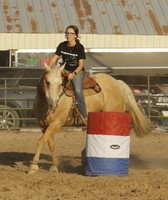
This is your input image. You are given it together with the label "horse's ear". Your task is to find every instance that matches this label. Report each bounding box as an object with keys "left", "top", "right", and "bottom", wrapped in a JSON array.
[
  {"left": 59, "top": 62, "right": 66, "bottom": 72},
  {"left": 44, "top": 63, "right": 51, "bottom": 72}
]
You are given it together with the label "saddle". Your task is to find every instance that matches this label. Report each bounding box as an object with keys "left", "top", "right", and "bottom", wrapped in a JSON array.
[{"left": 62, "top": 70, "right": 101, "bottom": 97}]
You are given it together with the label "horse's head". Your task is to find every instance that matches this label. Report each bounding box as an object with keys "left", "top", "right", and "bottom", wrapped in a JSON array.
[{"left": 43, "top": 63, "right": 65, "bottom": 110}]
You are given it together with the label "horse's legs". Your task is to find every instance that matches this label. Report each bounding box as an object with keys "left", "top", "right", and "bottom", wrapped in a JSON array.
[
  {"left": 47, "top": 137, "right": 58, "bottom": 172},
  {"left": 28, "top": 135, "right": 45, "bottom": 174},
  {"left": 28, "top": 125, "right": 60, "bottom": 174}
]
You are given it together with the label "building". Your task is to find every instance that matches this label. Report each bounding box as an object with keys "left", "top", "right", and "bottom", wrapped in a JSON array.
[{"left": 0, "top": 0, "right": 168, "bottom": 73}]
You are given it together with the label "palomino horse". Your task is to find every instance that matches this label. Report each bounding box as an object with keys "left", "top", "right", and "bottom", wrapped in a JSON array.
[{"left": 28, "top": 64, "right": 151, "bottom": 174}]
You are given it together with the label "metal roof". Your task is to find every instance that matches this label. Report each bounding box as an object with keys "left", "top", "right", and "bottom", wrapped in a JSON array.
[{"left": 0, "top": 0, "right": 168, "bottom": 35}]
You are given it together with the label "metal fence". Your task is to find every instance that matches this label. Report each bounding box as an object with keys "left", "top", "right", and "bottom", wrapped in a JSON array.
[
  {"left": 0, "top": 76, "right": 38, "bottom": 130},
  {"left": 89, "top": 67, "right": 168, "bottom": 127},
  {"left": 0, "top": 72, "right": 168, "bottom": 130}
]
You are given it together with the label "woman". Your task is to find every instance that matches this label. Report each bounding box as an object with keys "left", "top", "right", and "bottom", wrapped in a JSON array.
[{"left": 48, "top": 25, "right": 87, "bottom": 123}]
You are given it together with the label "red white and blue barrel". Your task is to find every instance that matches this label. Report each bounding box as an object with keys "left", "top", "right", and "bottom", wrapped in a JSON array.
[{"left": 85, "top": 112, "right": 131, "bottom": 176}]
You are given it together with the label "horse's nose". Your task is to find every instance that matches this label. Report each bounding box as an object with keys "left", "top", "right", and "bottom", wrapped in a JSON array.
[
  {"left": 49, "top": 104, "right": 53, "bottom": 108},
  {"left": 49, "top": 104, "right": 57, "bottom": 111}
]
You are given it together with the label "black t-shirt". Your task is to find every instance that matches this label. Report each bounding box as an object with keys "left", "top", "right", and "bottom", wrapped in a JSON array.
[{"left": 55, "top": 41, "right": 86, "bottom": 72}]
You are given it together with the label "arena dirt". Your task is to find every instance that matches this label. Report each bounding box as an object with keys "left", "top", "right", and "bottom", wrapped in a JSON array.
[{"left": 0, "top": 128, "right": 168, "bottom": 200}]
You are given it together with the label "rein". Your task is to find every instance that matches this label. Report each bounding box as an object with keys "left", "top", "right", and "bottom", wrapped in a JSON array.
[
  {"left": 51, "top": 79, "right": 75, "bottom": 113},
  {"left": 38, "top": 71, "right": 75, "bottom": 113}
]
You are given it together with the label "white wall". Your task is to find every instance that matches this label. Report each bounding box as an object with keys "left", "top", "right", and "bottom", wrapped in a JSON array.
[{"left": 0, "top": 33, "right": 168, "bottom": 50}]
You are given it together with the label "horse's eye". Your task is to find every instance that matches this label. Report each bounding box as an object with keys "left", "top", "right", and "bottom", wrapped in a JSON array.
[{"left": 46, "top": 81, "right": 50, "bottom": 86}]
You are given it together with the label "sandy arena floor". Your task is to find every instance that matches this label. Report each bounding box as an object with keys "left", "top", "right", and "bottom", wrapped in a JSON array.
[{"left": 0, "top": 127, "right": 168, "bottom": 200}]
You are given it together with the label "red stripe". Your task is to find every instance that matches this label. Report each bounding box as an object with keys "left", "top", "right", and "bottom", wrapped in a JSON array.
[{"left": 87, "top": 112, "right": 131, "bottom": 136}]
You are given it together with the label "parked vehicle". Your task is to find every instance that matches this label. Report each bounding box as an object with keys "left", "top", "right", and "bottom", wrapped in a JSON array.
[{"left": 0, "top": 67, "right": 44, "bottom": 130}]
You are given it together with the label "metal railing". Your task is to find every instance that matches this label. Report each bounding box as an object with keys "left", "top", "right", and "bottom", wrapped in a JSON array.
[
  {"left": 0, "top": 72, "right": 168, "bottom": 130},
  {"left": 0, "top": 77, "right": 39, "bottom": 130},
  {"left": 89, "top": 67, "right": 168, "bottom": 127}
]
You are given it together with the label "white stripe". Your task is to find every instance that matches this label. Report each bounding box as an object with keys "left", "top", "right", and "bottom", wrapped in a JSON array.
[{"left": 86, "top": 135, "right": 130, "bottom": 158}]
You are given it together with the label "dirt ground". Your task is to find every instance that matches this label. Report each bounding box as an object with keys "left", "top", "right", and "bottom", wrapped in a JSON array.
[{"left": 1, "top": 127, "right": 168, "bottom": 200}]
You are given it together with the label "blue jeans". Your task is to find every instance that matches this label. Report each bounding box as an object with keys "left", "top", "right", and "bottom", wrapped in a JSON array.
[{"left": 72, "top": 70, "right": 87, "bottom": 118}]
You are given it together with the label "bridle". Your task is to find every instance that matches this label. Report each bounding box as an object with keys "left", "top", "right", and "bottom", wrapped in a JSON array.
[{"left": 43, "top": 73, "right": 71, "bottom": 112}]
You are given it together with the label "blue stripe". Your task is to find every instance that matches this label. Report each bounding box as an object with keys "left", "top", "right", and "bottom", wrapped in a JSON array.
[{"left": 85, "top": 157, "right": 129, "bottom": 176}]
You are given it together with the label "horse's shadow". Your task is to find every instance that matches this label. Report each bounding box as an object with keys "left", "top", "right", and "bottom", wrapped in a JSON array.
[
  {"left": 0, "top": 152, "right": 85, "bottom": 174},
  {"left": 0, "top": 152, "right": 35, "bottom": 167}
]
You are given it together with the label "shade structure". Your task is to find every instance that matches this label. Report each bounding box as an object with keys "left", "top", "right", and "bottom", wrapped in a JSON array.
[{"left": 85, "top": 112, "right": 131, "bottom": 176}]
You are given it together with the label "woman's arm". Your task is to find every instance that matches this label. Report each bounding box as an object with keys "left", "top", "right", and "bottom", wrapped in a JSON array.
[{"left": 48, "top": 54, "right": 59, "bottom": 68}]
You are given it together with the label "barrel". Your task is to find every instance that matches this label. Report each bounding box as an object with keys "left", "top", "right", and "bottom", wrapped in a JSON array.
[{"left": 85, "top": 112, "right": 131, "bottom": 176}]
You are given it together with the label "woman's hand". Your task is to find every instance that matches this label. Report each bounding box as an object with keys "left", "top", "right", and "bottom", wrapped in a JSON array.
[{"left": 68, "top": 72, "right": 75, "bottom": 80}]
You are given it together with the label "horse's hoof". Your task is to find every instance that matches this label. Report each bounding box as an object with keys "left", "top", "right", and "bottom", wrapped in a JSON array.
[
  {"left": 49, "top": 165, "right": 58, "bottom": 172},
  {"left": 28, "top": 164, "right": 39, "bottom": 174}
]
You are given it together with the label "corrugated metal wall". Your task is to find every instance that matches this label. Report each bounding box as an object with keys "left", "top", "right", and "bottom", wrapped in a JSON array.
[
  {"left": 0, "top": 0, "right": 168, "bottom": 35},
  {"left": 0, "top": 0, "right": 168, "bottom": 50}
]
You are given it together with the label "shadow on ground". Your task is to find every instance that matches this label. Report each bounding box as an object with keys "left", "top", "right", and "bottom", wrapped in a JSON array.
[{"left": 0, "top": 152, "right": 85, "bottom": 174}]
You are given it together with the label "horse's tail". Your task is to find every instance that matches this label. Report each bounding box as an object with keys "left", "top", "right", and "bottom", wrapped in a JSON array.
[{"left": 119, "top": 80, "right": 152, "bottom": 136}]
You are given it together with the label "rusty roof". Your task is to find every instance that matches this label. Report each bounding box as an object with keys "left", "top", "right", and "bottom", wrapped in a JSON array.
[{"left": 0, "top": 0, "right": 168, "bottom": 35}]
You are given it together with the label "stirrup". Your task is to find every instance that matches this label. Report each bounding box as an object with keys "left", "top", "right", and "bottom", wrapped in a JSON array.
[
  {"left": 83, "top": 118, "right": 88, "bottom": 126},
  {"left": 80, "top": 115, "right": 88, "bottom": 126}
]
